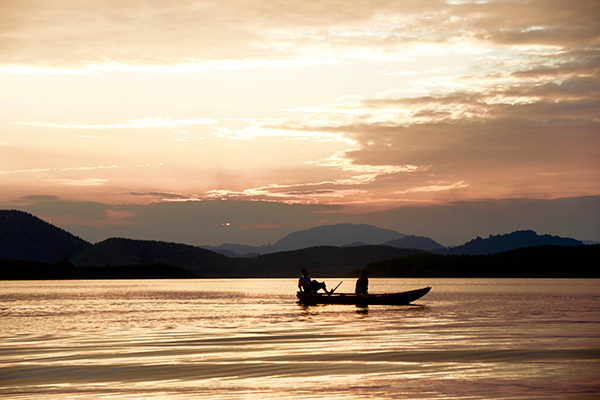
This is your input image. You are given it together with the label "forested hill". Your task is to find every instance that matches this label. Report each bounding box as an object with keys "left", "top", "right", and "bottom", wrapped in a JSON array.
[
  {"left": 436, "top": 230, "right": 583, "bottom": 255},
  {"left": 238, "top": 246, "right": 427, "bottom": 277},
  {"left": 0, "top": 210, "right": 89, "bottom": 262},
  {"left": 71, "top": 237, "right": 250, "bottom": 277},
  {"left": 364, "top": 245, "right": 599, "bottom": 278},
  {"left": 2, "top": 244, "right": 597, "bottom": 279}
]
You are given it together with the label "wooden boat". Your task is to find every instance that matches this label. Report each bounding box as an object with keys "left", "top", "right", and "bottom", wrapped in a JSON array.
[{"left": 296, "top": 286, "right": 431, "bottom": 306}]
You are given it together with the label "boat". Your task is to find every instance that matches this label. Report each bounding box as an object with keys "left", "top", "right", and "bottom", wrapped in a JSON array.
[{"left": 296, "top": 286, "right": 431, "bottom": 306}]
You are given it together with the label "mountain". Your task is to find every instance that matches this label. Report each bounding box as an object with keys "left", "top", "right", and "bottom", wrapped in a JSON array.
[
  {"left": 202, "top": 223, "right": 407, "bottom": 256},
  {"left": 202, "top": 227, "right": 585, "bottom": 257},
  {"left": 71, "top": 238, "right": 249, "bottom": 277},
  {"left": 384, "top": 235, "right": 445, "bottom": 251},
  {"left": 437, "top": 230, "right": 584, "bottom": 255},
  {"left": 0, "top": 210, "right": 90, "bottom": 262},
  {"left": 271, "top": 223, "right": 406, "bottom": 251}
]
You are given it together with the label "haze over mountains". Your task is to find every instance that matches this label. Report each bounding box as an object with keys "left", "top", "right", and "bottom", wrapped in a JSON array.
[
  {"left": 202, "top": 224, "right": 420, "bottom": 256},
  {"left": 0, "top": 209, "right": 595, "bottom": 279}
]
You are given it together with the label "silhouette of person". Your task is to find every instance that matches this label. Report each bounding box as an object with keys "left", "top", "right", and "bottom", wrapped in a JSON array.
[
  {"left": 355, "top": 270, "right": 369, "bottom": 295},
  {"left": 298, "top": 268, "right": 328, "bottom": 294}
]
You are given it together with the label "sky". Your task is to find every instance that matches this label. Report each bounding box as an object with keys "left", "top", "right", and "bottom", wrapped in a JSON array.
[{"left": 1, "top": 0, "right": 599, "bottom": 246}]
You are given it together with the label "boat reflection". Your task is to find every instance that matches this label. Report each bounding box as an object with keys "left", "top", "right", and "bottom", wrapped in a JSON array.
[
  {"left": 355, "top": 305, "right": 369, "bottom": 315},
  {"left": 297, "top": 302, "right": 430, "bottom": 319}
]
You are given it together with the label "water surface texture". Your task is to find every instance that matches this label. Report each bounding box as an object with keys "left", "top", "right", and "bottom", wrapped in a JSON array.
[{"left": 1, "top": 278, "right": 599, "bottom": 399}]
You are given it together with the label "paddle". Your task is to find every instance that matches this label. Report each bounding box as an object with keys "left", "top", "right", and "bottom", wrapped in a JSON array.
[{"left": 328, "top": 281, "right": 343, "bottom": 296}]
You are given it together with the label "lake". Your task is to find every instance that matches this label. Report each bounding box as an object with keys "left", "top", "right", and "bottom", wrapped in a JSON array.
[{"left": 1, "top": 278, "right": 599, "bottom": 399}]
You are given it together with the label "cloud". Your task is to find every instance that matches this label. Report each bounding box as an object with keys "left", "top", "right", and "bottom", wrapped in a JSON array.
[
  {"left": 2, "top": 0, "right": 597, "bottom": 70},
  {"left": 46, "top": 178, "right": 108, "bottom": 187},
  {"left": 12, "top": 117, "right": 216, "bottom": 130},
  {"left": 126, "top": 192, "right": 190, "bottom": 200},
  {"left": 1, "top": 0, "right": 598, "bottom": 214},
  {"left": 257, "top": 38, "right": 600, "bottom": 202},
  {"left": 21, "top": 195, "right": 60, "bottom": 201},
  {"left": 396, "top": 181, "right": 468, "bottom": 194},
  {"left": 0, "top": 164, "right": 122, "bottom": 177},
  {"left": 7, "top": 196, "right": 120, "bottom": 221}
]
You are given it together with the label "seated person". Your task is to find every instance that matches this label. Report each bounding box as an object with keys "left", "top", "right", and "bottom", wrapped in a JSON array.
[
  {"left": 355, "top": 270, "right": 369, "bottom": 295},
  {"left": 298, "top": 268, "right": 328, "bottom": 294}
]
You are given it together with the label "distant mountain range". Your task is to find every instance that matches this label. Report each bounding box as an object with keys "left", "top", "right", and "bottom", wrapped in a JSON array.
[
  {"left": 0, "top": 209, "right": 594, "bottom": 279},
  {"left": 202, "top": 223, "right": 409, "bottom": 256}
]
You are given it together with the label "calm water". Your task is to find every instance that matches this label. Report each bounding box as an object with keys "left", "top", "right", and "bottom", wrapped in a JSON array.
[{"left": 1, "top": 278, "right": 599, "bottom": 399}]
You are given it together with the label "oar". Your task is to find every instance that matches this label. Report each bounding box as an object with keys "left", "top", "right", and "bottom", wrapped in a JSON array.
[{"left": 328, "top": 281, "right": 343, "bottom": 296}]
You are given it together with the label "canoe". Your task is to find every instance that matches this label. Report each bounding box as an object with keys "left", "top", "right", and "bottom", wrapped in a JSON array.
[{"left": 296, "top": 286, "right": 431, "bottom": 306}]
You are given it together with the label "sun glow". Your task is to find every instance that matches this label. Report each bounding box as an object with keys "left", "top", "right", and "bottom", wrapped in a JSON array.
[{"left": 1, "top": 0, "right": 598, "bottom": 243}]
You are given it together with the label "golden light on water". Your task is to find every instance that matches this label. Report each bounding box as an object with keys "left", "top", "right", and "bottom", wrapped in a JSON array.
[{"left": 2, "top": 279, "right": 599, "bottom": 399}]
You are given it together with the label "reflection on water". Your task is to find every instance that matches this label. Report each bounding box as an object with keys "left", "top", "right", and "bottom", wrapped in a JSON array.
[
  {"left": 1, "top": 278, "right": 599, "bottom": 399},
  {"left": 355, "top": 305, "right": 369, "bottom": 316}
]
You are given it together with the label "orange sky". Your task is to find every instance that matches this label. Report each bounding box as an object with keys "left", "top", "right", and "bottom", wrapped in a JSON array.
[{"left": 1, "top": 0, "right": 599, "bottom": 245}]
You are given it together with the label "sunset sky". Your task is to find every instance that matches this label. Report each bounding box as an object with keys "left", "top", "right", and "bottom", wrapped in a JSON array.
[{"left": 1, "top": 0, "right": 599, "bottom": 246}]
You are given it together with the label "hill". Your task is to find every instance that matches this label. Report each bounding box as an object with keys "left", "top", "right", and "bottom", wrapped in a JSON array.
[
  {"left": 384, "top": 235, "right": 445, "bottom": 251},
  {"left": 237, "top": 245, "right": 426, "bottom": 277},
  {"left": 3, "top": 244, "right": 596, "bottom": 279},
  {"left": 437, "top": 230, "right": 583, "bottom": 255},
  {"left": 71, "top": 238, "right": 249, "bottom": 277},
  {"left": 0, "top": 210, "right": 90, "bottom": 262},
  {"left": 364, "top": 245, "right": 599, "bottom": 278}
]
